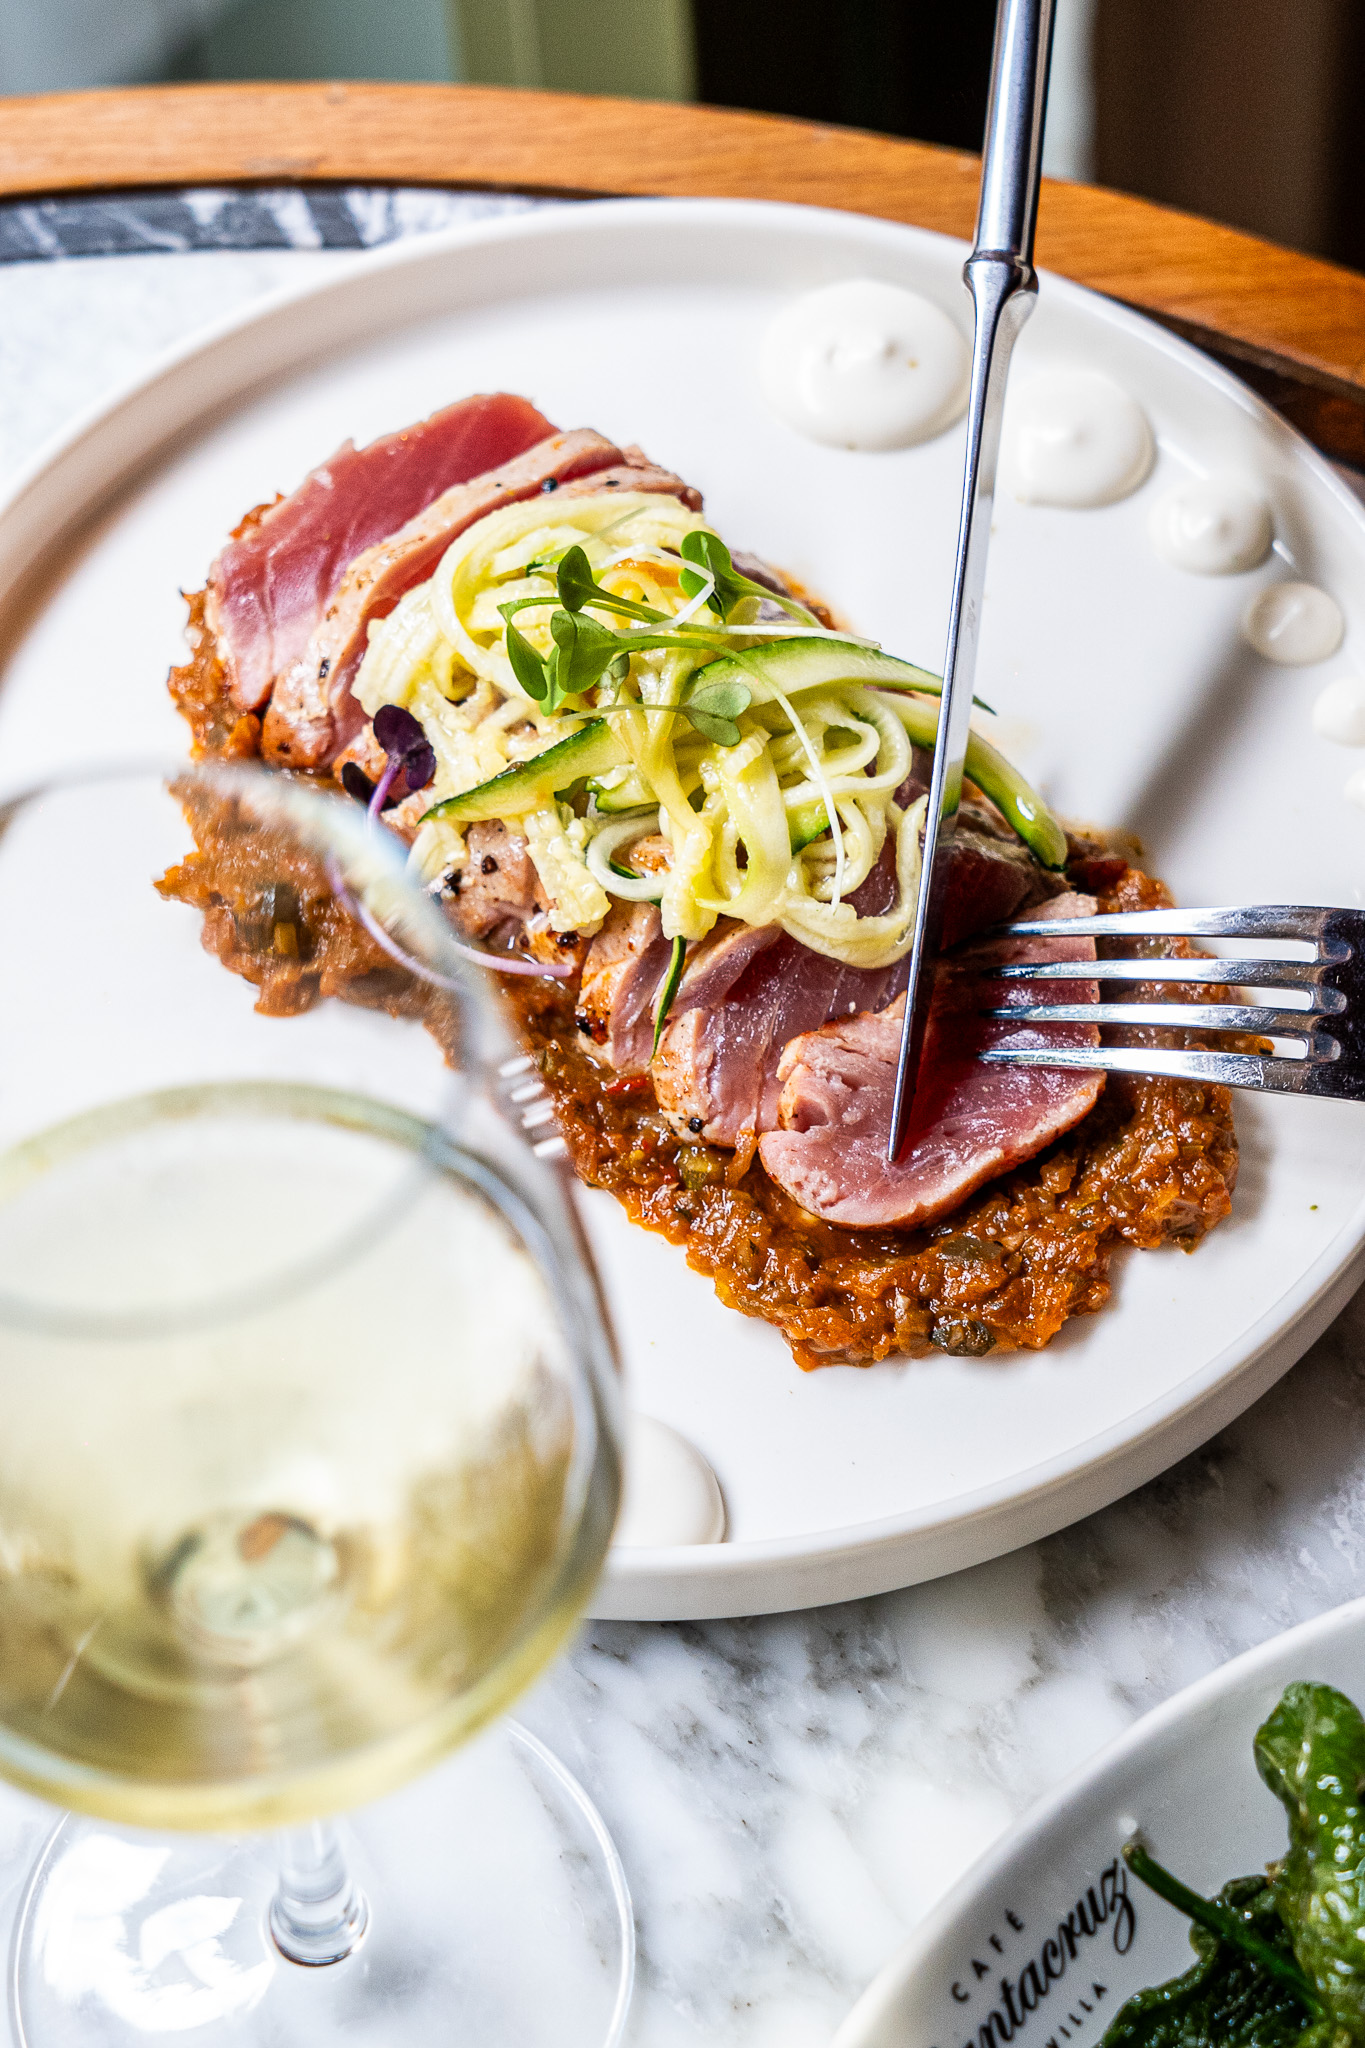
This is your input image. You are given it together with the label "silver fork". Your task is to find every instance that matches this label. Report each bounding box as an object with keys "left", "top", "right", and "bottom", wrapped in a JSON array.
[
  {"left": 978, "top": 905, "right": 1365, "bottom": 1099},
  {"left": 495, "top": 1054, "right": 569, "bottom": 1157}
]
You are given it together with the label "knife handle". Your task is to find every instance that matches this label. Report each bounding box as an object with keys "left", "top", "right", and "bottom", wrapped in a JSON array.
[{"left": 976, "top": 0, "right": 1056, "bottom": 267}]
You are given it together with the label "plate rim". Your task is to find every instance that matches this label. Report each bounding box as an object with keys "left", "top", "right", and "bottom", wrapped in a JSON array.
[
  {"left": 2, "top": 194, "right": 1363, "bottom": 1621},
  {"left": 833, "top": 1590, "right": 1365, "bottom": 2048}
]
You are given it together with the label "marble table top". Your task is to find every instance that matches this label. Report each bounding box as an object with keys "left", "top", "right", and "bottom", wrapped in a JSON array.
[{"left": 3, "top": 200, "right": 1364, "bottom": 2048}]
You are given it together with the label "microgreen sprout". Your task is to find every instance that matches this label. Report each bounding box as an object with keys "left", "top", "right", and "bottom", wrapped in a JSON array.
[
  {"left": 505, "top": 617, "right": 556, "bottom": 703},
  {"left": 499, "top": 542, "right": 666, "bottom": 635},
  {"left": 550, "top": 608, "right": 625, "bottom": 698},
  {"left": 497, "top": 536, "right": 810, "bottom": 737},
  {"left": 504, "top": 609, "right": 632, "bottom": 714},
  {"left": 502, "top": 610, "right": 753, "bottom": 739},
  {"left": 555, "top": 543, "right": 664, "bottom": 623},
  {"left": 680, "top": 674, "right": 752, "bottom": 747},
  {"left": 679, "top": 530, "right": 819, "bottom": 626}
]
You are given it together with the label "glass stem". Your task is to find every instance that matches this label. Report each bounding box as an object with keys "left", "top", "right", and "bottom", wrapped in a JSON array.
[{"left": 268, "top": 1820, "right": 370, "bottom": 1967}]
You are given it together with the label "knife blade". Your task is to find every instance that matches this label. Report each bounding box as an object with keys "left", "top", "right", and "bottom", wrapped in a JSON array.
[{"left": 886, "top": 0, "right": 1056, "bottom": 1164}]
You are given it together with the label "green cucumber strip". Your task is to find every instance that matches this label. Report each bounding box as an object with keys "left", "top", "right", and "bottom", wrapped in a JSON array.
[
  {"left": 788, "top": 798, "right": 831, "bottom": 852},
  {"left": 420, "top": 720, "right": 625, "bottom": 825},
  {"left": 652, "top": 935, "right": 687, "bottom": 1055},
  {"left": 589, "top": 766, "right": 654, "bottom": 813},
  {"left": 693, "top": 638, "right": 1062, "bottom": 868},
  {"left": 881, "top": 695, "right": 1068, "bottom": 871},
  {"left": 694, "top": 638, "right": 943, "bottom": 702}
]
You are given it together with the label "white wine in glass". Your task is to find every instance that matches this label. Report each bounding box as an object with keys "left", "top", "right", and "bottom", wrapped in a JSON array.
[{"left": 0, "top": 764, "right": 628, "bottom": 2048}]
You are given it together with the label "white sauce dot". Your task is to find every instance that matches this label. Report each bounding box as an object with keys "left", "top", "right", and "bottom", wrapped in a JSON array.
[
  {"left": 1148, "top": 476, "right": 1272, "bottom": 575},
  {"left": 612, "top": 1415, "right": 726, "bottom": 1548},
  {"left": 1312, "top": 676, "right": 1365, "bottom": 745},
  {"left": 1004, "top": 368, "right": 1154, "bottom": 508},
  {"left": 1343, "top": 765, "right": 1365, "bottom": 811},
  {"left": 760, "top": 279, "right": 970, "bottom": 452},
  {"left": 1243, "top": 582, "right": 1344, "bottom": 665}
]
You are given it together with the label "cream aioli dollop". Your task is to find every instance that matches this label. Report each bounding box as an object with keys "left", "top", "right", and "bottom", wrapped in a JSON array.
[
  {"left": 1312, "top": 676, "right": 1365, "bottom": 744},
  {"left": 760, "top": 279, "right": 970, "bottom": 451},
  {"left": 612, "top": 1416, "right": 726, "bottom": 1548},
  {"left": 1242, "top": 582, "right": 1344, "bottom": 665},
  {"left": 1003, "top": 368, "right": 1154, "bottom": 507},
  {"left": 1149, "top": 476, "right": 1273, "bottom": 574}
]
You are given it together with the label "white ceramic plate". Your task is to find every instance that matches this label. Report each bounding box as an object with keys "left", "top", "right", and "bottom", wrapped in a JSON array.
[
  {"left": 1, "top": 199, "right": 1362, "bottom": 1623},
  {"left": 835, "top": 1593, "right": 1365, "bottom": 2048}
]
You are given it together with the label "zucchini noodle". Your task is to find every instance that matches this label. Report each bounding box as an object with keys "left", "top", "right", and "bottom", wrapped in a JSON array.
[
  {"left": 756, "top": 668, "right": 847, "bottom": 908},
  {"left": 779, "top": 794, "right": 926, "bottom": 968},
  {"left": 351, "top": 490, "right": 970, "bottom": 964},
  {"left": 584, "top": 813, "right": 667, "bottom": 903}
]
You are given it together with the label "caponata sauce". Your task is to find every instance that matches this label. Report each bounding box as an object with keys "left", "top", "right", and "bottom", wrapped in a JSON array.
[
  {"left": 503, "top": 857, "right": 1238, "bottom": 1367},
  {"left": 166, "top": 595, "right": 1238, "bottom": 1368}
]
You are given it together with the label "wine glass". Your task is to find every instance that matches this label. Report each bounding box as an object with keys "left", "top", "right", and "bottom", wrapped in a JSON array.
[{"left": 0, "top": 759, "right": 630, "bottom": 2046}]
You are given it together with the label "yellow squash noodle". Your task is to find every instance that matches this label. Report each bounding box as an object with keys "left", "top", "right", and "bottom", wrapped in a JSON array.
[{"left": 353, "top": 489, "right": 937, "bottom": 964}]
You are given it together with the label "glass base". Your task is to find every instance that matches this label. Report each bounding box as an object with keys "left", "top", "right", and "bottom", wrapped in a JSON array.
[{"left": 9, "top": 1722, "right": 634, "bottom": 2048}]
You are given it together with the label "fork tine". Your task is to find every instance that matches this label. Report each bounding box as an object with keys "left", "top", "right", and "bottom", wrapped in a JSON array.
[
  {"left": 1001, "top": 905, "right": 1344, "bottom": 943},
  {"left": 993, "top": 956, "right": 1329, "bottom": 988},
  {"left": 980, "top": 1044, "right": 1326, "bottom": 1092},
  {"left": 977, "top": 904, "right": 1365, "bottom": 1100},
  {"left": 985, "top": 1000, "right": 1330, "bottom": 1033}
]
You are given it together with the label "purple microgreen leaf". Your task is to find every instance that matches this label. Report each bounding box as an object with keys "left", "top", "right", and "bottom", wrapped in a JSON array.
[
  {"left": 373, "top": 704, "right": 427, "bottom": 761},
  {"left": 341, "top": 762, "right": 376, "bottom": 804},
  {"left": 404, "top": 739, "right": 436, "bottom": 795},
  {"left": 368, "top": 705, "right": 437, "bottom": 802}
]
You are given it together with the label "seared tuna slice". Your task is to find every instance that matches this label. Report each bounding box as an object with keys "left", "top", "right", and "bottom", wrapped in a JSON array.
[
  {"left": 651, "top": 818, "right": 1059, "bottom": 1145},
  {"left": 556, "top": 446, "right": 703, "bottom": 509},
  {"left": 447, "top": 821, "right": 548, "bottom": 944},
  {"left": 262, "top": 427, "right": 643, "bottom": 769},
  {"left": 757, "top": 894, "right": 1103, "bottom": 1230},
  {"left": 670, "top": 921, "right": 783, "bottom": 1016},
  {"left": 209, "top": 392, "right": 555, "bottom": 716},
  {"left": 575, "top": 902, "right": 676, "bottom": 1069}
]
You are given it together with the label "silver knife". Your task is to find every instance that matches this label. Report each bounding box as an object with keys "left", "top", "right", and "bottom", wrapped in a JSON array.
[{"left": 886, "top": 0, "right": 1056, "bottom": 1163}]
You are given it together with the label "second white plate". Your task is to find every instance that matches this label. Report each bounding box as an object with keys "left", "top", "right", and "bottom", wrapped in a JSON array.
[{"left": 837, "top": 1594, "right": 1365, "bottom": 2048}]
